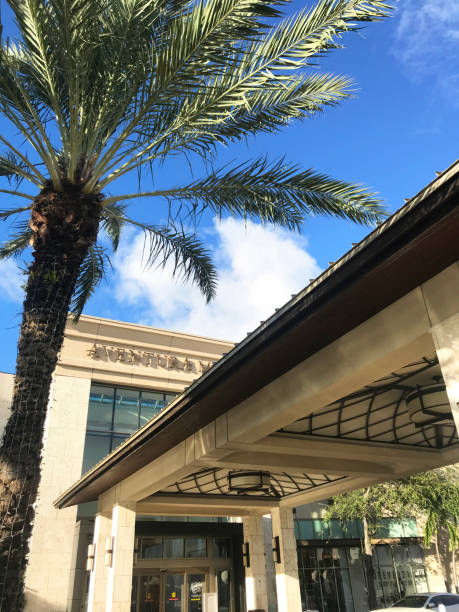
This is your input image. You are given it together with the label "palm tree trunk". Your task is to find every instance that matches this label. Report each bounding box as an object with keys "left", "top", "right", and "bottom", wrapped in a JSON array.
[{"left": 0, "top": 183, "right": 101, "bottom": 611}]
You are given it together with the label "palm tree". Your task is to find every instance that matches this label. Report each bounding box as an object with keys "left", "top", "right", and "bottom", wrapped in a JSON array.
[{"left": 0, "top": 0, "right": 391, "bottom": 608}]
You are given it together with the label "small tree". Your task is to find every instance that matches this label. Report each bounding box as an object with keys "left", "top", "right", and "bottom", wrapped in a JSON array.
[
  {"left": 326, "top": 468, "right": 459, "bottom": 606},
  {"left": 407, "top": 468, "right": 459, "bottom": 593}
]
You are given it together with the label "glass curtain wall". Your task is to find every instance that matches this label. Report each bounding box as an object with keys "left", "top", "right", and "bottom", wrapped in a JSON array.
[{"left": 82, "top": 384, "right": 176, "bottom": 473}]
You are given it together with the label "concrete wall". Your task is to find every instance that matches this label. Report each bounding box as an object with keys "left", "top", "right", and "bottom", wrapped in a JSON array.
[{"left": 25, "top": 375, "right": 92, "bottom": 612}]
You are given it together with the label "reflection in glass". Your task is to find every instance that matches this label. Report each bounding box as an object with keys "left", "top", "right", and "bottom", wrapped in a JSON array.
[
  {"left": 336, "top": 568, "right": 355, "bottom": 612},
  {"left": 165, "top": 574, "right": 184, "bottom": 612},
  {"left": 87, "top": 385, "right": 114, "bottom": 431},
  {"left": 114, "top": 388, "right": 140, "bottom": 432},
  {"left": 140, "top": 392, "right": 165, "bottom": 425},
  {"left": 188, "top": 573, "right": 204, "bottom": 612},
  {"left": 141, "top": 538, "right": 163, "bottom": 559},
  {"left": 164, "top": 538, "right": 185, "bottom": 558},
  {"left": 217, "top": 570, "right": 230, "bottom": 612},
  {"left": 82, "top": 433, "right": 111, "bottom": 474},
  {"left": 185, "top": 538, "right": 206, "bottom": 558},
  {"left": 131, "top": 575, "right": 138, "bottom": 612},
  {"left": 214, "top": 538, "right": 231, "bottom": 559},
  {"left": 111, "top": 434, "right": 129, "bottom": 452},
  {"left": 140, "top": 575, "right": 160, "bottom": 612}
]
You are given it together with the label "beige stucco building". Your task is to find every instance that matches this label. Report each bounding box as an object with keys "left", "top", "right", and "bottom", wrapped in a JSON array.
[{"left": 1, "top": 160, "right": 459, "bottom": 612}]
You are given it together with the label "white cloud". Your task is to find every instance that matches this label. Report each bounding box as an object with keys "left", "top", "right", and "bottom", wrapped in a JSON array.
[
  {"left": 112, "top": 218, "right": 321, "bottom": 341},
  {"left": 394, "top": 0, "right": 459, "bottom": 101},
  {"left": 0, "top": 259, "right": 23, "bottom": 303}
]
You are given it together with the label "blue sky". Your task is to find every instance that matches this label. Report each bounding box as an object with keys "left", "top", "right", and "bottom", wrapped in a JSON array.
[{"left": 1, "top": 0, "right": 459, "bottom": 373}]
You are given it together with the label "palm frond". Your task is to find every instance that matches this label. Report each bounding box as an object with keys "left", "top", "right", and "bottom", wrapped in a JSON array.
[
  {"left": 99, "top": 72, "right": 353, "bottom": 183},
  {"left": 0, "top": 188, "right": 36, "bottom": 200},
  {"left": 100, "top": 202, "right": 128, "bottom": 251},
  {"left": 87, "top": 0, "right": 392, "bottom": 188},
  {"left": 447, "top": 520, "right": 458, "bottom": 552},
  {"left": 104, "top": 157, "right": 387, "bottom": 227},
  {"left": 70, "top": 244, "right": 109, "bottom": 321},
  {"left": 0, "top": 225, "right": 32, "bottom": 259},
  {"left": 0, "top": 152, "right": 39, "bottom": 186},
  {"left": 120, "top": 214, "right": 218, "bottom": 302},
  {"left": 0, "top": 205, "right": 32, "bottom": 221}
]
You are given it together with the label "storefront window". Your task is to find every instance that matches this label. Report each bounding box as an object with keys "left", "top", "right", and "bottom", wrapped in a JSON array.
[
  {"left": 297, "top": 543, "right": 428, "bottom": 612},
  {"left": 372, "top": 544, "right": 428, "bottom": 609},
  {"left": 297, "top": 546, "right": 355, "bottom": 612}
]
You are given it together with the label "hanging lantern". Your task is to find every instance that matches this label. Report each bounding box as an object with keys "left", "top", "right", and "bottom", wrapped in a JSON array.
[
  {"left": 227, "top": 471, "right": 271, "bottom": 493},
  {"left": 405, "top": 377, "right": 451, "bottom": 427}
]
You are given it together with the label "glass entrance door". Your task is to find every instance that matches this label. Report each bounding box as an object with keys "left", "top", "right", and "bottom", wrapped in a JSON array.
[
  {"left": 165, "top": 574, "right": 185, "bottom": 612},
  {"left": 187, "top": 573, "right": 205, "bottom": 612},
  {"left": 139, "top": 575, "right": 161, "bottom": 612},
  {"left": 133, "top": 572, "right": 206, "bottom": 612}
]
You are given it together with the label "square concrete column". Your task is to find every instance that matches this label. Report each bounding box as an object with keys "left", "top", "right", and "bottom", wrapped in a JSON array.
[
  {"left": 431, "top": 311, "right": 459, "bottom": 434},
  {"left": 271, "top": 507, "right": 302, "bottom": 612},
  {"left": 242, "top": 515, "right": 269, "bottom": 612},
  {"left": 87, "top": 512, "right": 112, "bottom": 612},
  {"left": 106, "top": 503, "right": 136, "bottom": 612}
]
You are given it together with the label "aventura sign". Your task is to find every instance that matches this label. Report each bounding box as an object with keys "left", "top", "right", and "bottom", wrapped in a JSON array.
[{"left": 87, "top": 343, "right": 214, "bottom": 373}]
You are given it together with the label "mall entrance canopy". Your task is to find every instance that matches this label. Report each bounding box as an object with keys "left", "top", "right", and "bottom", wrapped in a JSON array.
[{"left": 56, "top": 161, "right": 459, "bottom": 612}]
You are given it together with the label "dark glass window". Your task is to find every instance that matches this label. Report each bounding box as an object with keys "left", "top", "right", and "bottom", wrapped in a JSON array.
[
  {"left": 141, "top": 537, "right": 163, "bottom": 559},
  {"left": 81, "top": 432, "right": 111, "bottom": 474},
  {"left": 185, "top": 538, "right": 207, "bottom": 558},
  {"left": 164, "top": 538, "right": 185, "bottom": 558},
  {"left": 82, "top": 384, "right": 176, "bottom": 474},
  {"left": 444, "top": 595, "right": 459, "bottom": 606},
  {"left": 214, "top": 538, "right": 231, "bottom": 559},
  {"left": 429, "top": 595, "right": 445, "bottom": 606},
  {"left": 138, "top": 537, "right": 211, "bottom": 560}
]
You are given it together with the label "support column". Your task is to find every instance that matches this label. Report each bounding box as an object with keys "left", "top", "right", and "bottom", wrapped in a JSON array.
[
  {"left": 106, "top": 503, "right": 136, "bottom": 612},
  {"left": 431, "top": 311, "right": 459, "bottom": 434},
  {"left": 271, "top": 507, "right": 302, "bottom": 612},
  {"left": 242, "top": 515, "right": 268, "bottom": 612},
  {"left": 87, "top": 512, "right": 112, "bottom": 612}
]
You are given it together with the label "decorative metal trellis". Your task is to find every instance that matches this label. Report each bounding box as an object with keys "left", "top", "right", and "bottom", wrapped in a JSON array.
[
  {"left": 160, "top": 467, "right": 346, "bottom": 500},
  {"left": 280, "top": 355, "right": 457, "bottom": 449}
]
